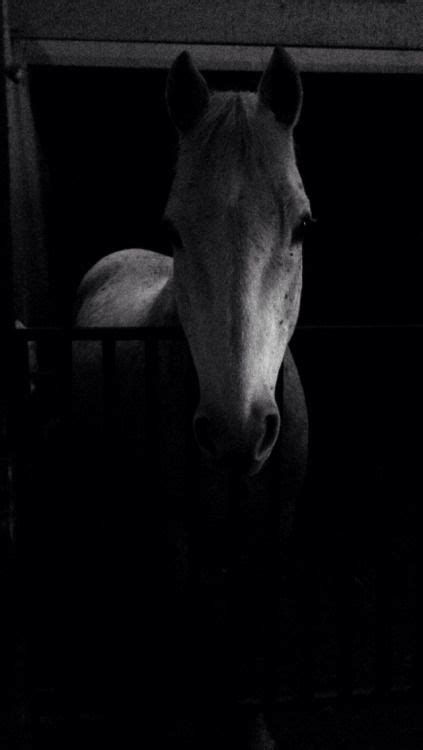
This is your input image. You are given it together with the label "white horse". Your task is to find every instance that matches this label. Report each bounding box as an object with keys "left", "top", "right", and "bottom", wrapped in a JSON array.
[{"left": 73, "top": 47, "right": 311, "bottom": 749}]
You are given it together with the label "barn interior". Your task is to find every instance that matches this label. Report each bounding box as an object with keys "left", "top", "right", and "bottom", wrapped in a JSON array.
[{"left": 3, "top": 2, "right": 423, "bottom": 748}]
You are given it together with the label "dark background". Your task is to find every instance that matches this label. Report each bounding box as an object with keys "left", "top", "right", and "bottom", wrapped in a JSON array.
[
  {"left": 20, "top": 67, "right": 423, "bottom": 745},
  {"left": 28, "top": 66, "right": 423, "bottom": 327}
]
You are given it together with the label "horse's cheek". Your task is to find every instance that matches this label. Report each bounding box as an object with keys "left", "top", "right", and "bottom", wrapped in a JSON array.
[{"left": 173, "top": 264, "right": 192, "bottom": 331}]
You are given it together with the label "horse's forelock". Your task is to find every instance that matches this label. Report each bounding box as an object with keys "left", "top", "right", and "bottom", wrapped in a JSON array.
[
  {"left": 176, "top": 91, "right": 290, "bottom": 209},
  {"left": 194, "top": 92, "right": 253, "bottom": 146}
]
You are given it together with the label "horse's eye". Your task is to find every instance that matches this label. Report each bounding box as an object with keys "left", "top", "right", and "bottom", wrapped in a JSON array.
[
  {"left": 162, "top": 218, "right": 183, "bottom": 251},
  {"left": 292, "top": 215, "right": 315, "bottom": 246}
]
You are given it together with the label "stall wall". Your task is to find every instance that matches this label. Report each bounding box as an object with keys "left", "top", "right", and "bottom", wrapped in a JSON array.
[{"left": 10, "top": 0, "right": 423, "bottom": 50}]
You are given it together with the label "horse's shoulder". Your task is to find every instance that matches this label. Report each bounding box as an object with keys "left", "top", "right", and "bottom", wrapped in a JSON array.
[{"left": 75, "top": 248, "right": 178, "bottom": 327}]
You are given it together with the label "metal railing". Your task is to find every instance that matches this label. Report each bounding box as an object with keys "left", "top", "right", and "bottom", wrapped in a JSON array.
[{"left": 3, "top": 324, "right": 423, "bottom": 744}]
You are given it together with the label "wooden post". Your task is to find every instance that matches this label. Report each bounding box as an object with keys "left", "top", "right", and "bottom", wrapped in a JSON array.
[
  {"left": 0, "top": 0, "right": 13, "bottom": 330},
  {"left": 0, "top": 4, "right": 31, "bottom": 746}
]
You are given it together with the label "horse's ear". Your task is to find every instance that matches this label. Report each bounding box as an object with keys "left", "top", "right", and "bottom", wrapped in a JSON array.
[
  {"left": 258, "top": 47, "right": 302, "bottom": 129},
  {"left": 166, "top": 51, "right": 210, "bottom": 133}
]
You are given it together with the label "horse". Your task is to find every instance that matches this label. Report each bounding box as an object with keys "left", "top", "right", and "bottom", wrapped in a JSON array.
[{"left": 72, "top": 47, "right": 311, "bottom": 750}]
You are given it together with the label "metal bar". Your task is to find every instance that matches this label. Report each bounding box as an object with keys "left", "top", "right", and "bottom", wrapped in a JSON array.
[
  {"left": 7, "top": 323, "right": 420, "bottom": 725},
  {"left": 59, "top": 328, "right": 74, "bottom": 426},
  {"left": 261, "top": 363, "right": 285, "bottom": 711},
  {"left": 223, "top": 471, "right": 244, "bottom": 712},
  {"left": 295, "top": 558, "right": 317, "bottom": 705},
  {"left": 144, "top": 337, "right": 160, "bottom": 469},
  {"left": 102, "top": 338, "right": 117, "bottom": 430},
  {"left": 11, "top": 322, "right": 423, "bottom": 345},
  {"left": 413, "top": 515, "right": 423, "bottom": 696},
  {"left": 143, "top": 335, "right": 172, "bottom": 743},
  {"left": 5, "top": 333, "right": 31, "bottom": 746},
  {"left": 372, "top": 354, "right": 393, "bottom": 698},
  {"left": 7, "top": 334, "right": 30, "bottom": 538},
  {"left": 181, "top": 357, "right": 203, "bottom": 728},
  {"left": 335, "top": 546, "right": 354, "bottom": 702},
  {"left": 50, "top": 328, "right": 78, "bottom": 744},
  {"left": 375, "top": 546, "right": 393, "bottom": 696},
  {"left": 11, "top": 326, "right": 186, "bottom": 341},
  {"left": 294, "top": 451, "right": 318, "bottom": 708}
]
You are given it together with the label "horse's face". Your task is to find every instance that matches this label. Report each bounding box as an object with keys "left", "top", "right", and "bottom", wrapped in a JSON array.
[{"left": 165, "top": 48, "right": 311, "bottom": 476}]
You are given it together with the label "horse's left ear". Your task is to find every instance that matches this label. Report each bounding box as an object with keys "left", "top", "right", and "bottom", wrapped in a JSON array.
[
  {"left": 166, "top": 51, "right": 210, "bottom": 133},
  {"left": 258, "top": 47, "right": 303, "bottom": 129}
]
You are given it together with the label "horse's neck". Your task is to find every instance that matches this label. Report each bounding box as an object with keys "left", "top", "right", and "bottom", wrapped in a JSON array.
[
  {"left": 146, "top": 276, "right": 179, "bottom": 326},
  {"left": 76, "top": 249, "right": 179, "bottom": 328},
  {"left": 116, "top": 250, "right": 179, "bottom": 327},
  {"left": 116, "top": 273, "right": 179, "bottom": 327}
]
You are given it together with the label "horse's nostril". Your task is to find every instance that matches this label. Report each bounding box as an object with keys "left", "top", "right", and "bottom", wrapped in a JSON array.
[
  {"left": 194, "top": 415, "right": 216, "bottom": 456},
  {"left": 256, "top": 412, "right": 280, "bottom": 460}
]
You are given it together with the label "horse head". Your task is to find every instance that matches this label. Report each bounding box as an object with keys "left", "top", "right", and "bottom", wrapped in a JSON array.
[{"left": 165, "top": 47, "right": 311, "bottom": 476}]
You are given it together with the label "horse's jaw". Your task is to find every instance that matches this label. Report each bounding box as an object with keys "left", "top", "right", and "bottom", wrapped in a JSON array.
[{"left": 219, "top": 452, "right": 269, "bottom": 478}]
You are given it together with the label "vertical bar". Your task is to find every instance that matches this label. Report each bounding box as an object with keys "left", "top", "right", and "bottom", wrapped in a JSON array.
[
  {"left": 72, "top": 333, "right": 117, "bottom": 743},
  {"left": 413, "top": 482, "right": 423, "bottom": 696},
  {"left": 335, "top": 540, "right": 354, "bottom": 702},
  {"left": 294, "top": 461, "right": 317, "bottom": 706},
  {"left": 143, "top": 334, "right": 164, "bottom": 739},
  {"left": 184, "top": 358, "right": 201, "bottom": 627},
  {"left": 260, "top": 481, "right": 283, "bottom": 717},
  {"left": 102, "top": 337, "right": 117, "bottom": 432},
  {"left": 225, "top": 470, "right": 243, "bottom": 668},
  {"left": 144, "top": 336, "right": 159, "bottom": 470},
  {"left": 295, "top": 552, "right": 317, "bottom": 705},
  {"left": 414, "top": 329, "right": 423, "bottom": 698},
  {"left": 60, "top": 329, "right": 74, "bottom": 426},
  {"left": 414, "top": 565, "right": 423, "bottom": 694},
  {"left": 262, "top": 362, "right": 285, "bottom": 711},
  {"left": 0, "top": 2, "right": 21, "bottom": 739},
  {"left": 222, "top": 470, "right": 244, "bottom": 735},
  {"left": 180, "top": 352, "right": 202, "bottom": 734},
  {"left": 286, "top": 362, "right": 316, "bottom": 707},
  {"left": 371, "top": 347, "right": 393, "bottom": 698},
  {"left": 59, "top": 328, "right": 78, "bottom": 746},
  {"left": 185, "top": 359, "right": 201, "bottom": 581},
  {"left": 375, "top": 545, "right": 393, "bottom": 695},
  {"left": 374, "top": 464, "right": 393, "bottom": 697},
  {"left": 5, "top": 331, "right": 31, "bottom": 747}
]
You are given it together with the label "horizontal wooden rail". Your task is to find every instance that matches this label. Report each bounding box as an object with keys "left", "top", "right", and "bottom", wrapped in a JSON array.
[
  {"left": 13, "top": 40, "right": 423, "bottom": 75},
  {"left": 9, "top": 323, "right": 423, "bottom": 342},
  {"left": 10, "top": 326, "right": 186, "bottom": 341}
]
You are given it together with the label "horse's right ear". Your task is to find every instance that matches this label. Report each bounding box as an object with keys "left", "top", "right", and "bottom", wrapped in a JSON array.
[{"left": 166, "top": 51, "right": 210, "bottom": 133}]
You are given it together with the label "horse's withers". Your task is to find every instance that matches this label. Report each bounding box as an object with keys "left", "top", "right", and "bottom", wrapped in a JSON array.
[{"left": 165, "top": 48, "right": 311, "bottom": 475}]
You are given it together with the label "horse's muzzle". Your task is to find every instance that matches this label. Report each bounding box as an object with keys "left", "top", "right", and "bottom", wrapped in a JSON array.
[{"left": 193, "top": 404, "right": 280, "bottom": 476}]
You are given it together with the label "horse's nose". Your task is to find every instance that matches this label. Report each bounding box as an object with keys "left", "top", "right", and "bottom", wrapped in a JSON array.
[
  {"left": 193, "top": 403, "right": 280, "bottom": 475},
  {"left": 257, "top": 410, "right": 280, "bottom": 460}
]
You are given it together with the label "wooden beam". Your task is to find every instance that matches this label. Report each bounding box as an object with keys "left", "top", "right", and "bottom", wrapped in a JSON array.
[
  {"left": 18, "top": 40, "right": 423, "bottom": 74},
  {"left": 9, "top": 0, "right": 423, "bottom": 50}
]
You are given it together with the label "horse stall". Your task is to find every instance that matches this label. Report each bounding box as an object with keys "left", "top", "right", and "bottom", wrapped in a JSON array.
[{"left": 3, "top": 1, "right": 423, "bottom": 747}]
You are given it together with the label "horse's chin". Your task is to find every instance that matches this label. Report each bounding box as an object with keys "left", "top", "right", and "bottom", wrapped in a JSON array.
[
  {"left": 246, "top": 456, "right": 270, "bottom": 477},
  {"left": 219, "top": 452, "right": 269, "bottom": 478}
]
